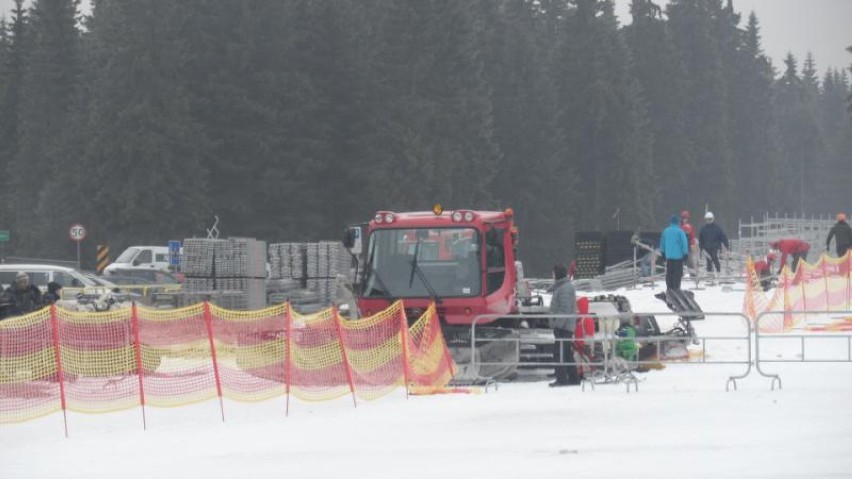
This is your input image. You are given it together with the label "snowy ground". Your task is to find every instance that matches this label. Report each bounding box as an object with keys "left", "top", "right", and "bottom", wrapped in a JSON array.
[{"left": 3, "top": 285, "right": 852, "bottom": 479}]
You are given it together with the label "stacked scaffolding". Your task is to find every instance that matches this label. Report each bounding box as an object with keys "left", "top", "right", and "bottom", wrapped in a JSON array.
[
  {"left": 735, "top": 213, "right": 835, "bottom": 261},
  {"left": 268, "top": 241, "right": 352, "bottom": 312},
  {"left": 180, "top": 238, "right": 267, "bottom": 310}
]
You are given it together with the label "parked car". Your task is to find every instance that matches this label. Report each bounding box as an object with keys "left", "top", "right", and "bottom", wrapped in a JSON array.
[
  {"left": 104, "top": 268, "right": 181, "bottom": 285},
  {"left": 0, "top": 264, "right": 111, "bottom": 299}
]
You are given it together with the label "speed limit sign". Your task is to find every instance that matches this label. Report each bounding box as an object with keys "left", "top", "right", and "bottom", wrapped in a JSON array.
[{"left": 69, "top": 224, "right": 87, "bottom": 242}]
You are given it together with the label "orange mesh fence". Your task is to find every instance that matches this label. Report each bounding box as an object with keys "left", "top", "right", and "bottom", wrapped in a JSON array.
[
  {"left": 340, "top": 301, "right": 406, "bottom": 401},
  {"left": 744, "top": 252, "right": 852, "bottom": 332},
  {"left": 0, "top": 300, "right": 455, "bottom": 427},
  {"left": 405, "top": 304, "right": 456, "bottom": 393},
  {"left": 208, "top": 303, "right": 288, "bottom": 403},
  {"left": 289, "top": 307, "right": 353, "bottom": 402},
  {"left": 0, "top": 309, "right": 61, "bottom": 424}
]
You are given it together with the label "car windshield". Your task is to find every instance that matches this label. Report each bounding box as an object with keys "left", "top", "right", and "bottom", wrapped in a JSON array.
[
  {"left": 363, "top": 227, "right": 481, "bottom": 298},
  {"left": 115, "top": 248, "right": 140, "bottom": 263}
]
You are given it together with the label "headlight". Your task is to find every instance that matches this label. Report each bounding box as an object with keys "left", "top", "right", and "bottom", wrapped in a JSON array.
[
  {"left": 452, "top": 211, "right": 463, "bottom": 222},
  {"left": 384, "top": 213, "right": 394, "bottom": 223},
  {"left": 463, "top": 211, "right": 474, "bottom": 222},
  {"left": 375, "top": 213, "right": 383, "bottom": 224}
]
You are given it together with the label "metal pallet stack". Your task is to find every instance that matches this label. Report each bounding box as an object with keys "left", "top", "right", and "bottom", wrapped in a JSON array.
[
  {"left": 268, "top": 241, "right": 352, "bottom": 313},
  {"left": 180, "top": 237, "right": 267, "bottom": 310}
]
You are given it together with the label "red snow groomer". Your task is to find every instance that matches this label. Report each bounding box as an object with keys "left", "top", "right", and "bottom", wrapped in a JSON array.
[{"left": 344, "top": 206, "right": 557, "bottom": 380}]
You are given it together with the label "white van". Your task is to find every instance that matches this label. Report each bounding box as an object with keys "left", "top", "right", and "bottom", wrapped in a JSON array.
[{"left": 104, "top": 246, "right": 171, "bottom": 276}]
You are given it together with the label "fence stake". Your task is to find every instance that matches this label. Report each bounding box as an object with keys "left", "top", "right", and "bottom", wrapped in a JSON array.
[
  {"left": 48, "top": 305, "right": 69, "bottom": 438},
  {"left": 285, "top": 303, "right": 293, "bottom": 417},
  {"left": 397, "top": 303, "right": 412, "bottom": 398},
  {"left": 130, "top": 302, "right": 147, "bottom": 430},
  {"left": 333, "top": 307, "right": 357, "bottom": 408},
  {"left": 203, "top": 302, "right": 225, "bottom": 422}
]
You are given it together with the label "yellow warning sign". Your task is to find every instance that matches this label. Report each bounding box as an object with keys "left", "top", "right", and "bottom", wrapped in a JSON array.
[{"left": 96, "top": 245, "right": 110, "bottom": 274}]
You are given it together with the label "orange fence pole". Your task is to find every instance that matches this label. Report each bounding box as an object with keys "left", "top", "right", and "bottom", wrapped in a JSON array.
[
  {"left": 285, "top": 303, "right": 293, "bottom": 417},
  {"left": 433, "top": 305, "right": 456, "bottom": 383},
  {"left": 398, "top": 306, "right": 412, "bottom": 398},
  {"left": 823, "top": 255, "right": 830, "bottom": 312},
  {"left": 130, "top": 302, "right": 147, "bottom": 430},
  {"left": 203, "top": 301, "right": 225, "bottom": 422},
  {"left": 333, "top": 307, "right": 357, "bottom": 408},
  {"left": 782, "top": 271, "right": 792, "bottom": 331},
  {"left": 798, "top": 268, "right": 808, "bottom": 325},
  {"left": 48, "top": 305, "right": 69, "bottom": 437},
  {"left": 846, "top": 252, "right": 851, "bottom": 309}
]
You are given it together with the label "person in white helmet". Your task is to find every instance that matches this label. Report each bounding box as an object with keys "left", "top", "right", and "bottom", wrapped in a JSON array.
[{"left": 698, "top": 211, "right": 729, "bottom": 276}]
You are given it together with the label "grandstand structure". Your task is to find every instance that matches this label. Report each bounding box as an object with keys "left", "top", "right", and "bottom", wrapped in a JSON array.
[{"left": 734, "top": 213, "right": 835, "bottom": 260}]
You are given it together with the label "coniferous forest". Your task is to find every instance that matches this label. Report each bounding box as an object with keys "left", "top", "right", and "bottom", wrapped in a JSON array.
[{"left": 0, "top": 0, "right": 850, "bottom": 275}]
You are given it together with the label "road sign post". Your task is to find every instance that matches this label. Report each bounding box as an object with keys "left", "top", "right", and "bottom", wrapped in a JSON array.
[
  {"left": 69, "top": 224, "right": 86, "bottom": 270},
  {"left": 168, "top": 240, "right": 181, "bottom": 270},
  {"left": 0, "top": 230, "right": 8, "bottom": 263}
]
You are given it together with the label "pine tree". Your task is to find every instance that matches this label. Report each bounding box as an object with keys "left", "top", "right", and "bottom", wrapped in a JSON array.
[
  {"left": 723, "top": 10, "right": 778, "bottom": 216},
  {"left": 552, "top": 0, "right": 655, "bottom": 232},
  {"left": 59, "top": 0, "right": 212, "bottom": 252},
  {"left": 624, "top": 0, "right": 693, "bottom": 219},
  {"left": 666, "top": 0, "right": 734, "bottom": 223},
  {"left": 357, "top": 1, "right": 499, "bottom": 212},
  {"left": 772, "top": 53, "right": 827, "bottom": 213}
]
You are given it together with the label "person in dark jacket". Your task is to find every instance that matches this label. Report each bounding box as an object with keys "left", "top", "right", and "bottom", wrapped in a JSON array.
[
  {"left": 826, "top": 213, "right": 852, "bottom": 258},
  {"left": 698, "top": 211, "right": 729, "bottom": 276},
  {"left": 0, "top": 290, "right": 13, "bottom": 320},
  {"left": 4, "top": 272, "right": 43, "bottom": 316},
  {"left": 548, "top": 264, "right": 579, "bottom": 387},
  {"left": 42, "top": 282, "right": 63, "bottom": 305},
  {"left": 769, "top": 239, "right": 810, "bottom": 274},
  {"left": 660, "top": 215, "right": 689, "bottom": 291}
]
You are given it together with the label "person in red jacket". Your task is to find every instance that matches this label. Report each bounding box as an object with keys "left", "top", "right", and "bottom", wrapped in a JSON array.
[
  {"left": 753, "top": 252, "right": 776, "bottom": 291},
  {"left": 573, "top": 297, "right": 596, "bottom": 378},
  {"left": 680, "top": 210, "right": 697, "bottom": 276},
  {"left": 573, "top": 297, "right": 595, "bottom": 352},
  {"left": 769, "top": 239, "right": 810, "bottom": 274}
]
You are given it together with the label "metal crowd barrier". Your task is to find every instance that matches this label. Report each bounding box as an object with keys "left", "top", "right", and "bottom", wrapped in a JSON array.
[
  {"left": 469, "top": 311, "right": 752, "bottom": 393},
  {"left": 754, "top": 309, "right": 852, "bottom": 390}
]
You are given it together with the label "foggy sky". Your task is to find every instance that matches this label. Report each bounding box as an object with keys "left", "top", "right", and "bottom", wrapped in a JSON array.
[
  {"left": 1, "top": 0, "right": 851, "bottom": 74},
  {"left": 614, "top": 0, "right": 852, "bottom": 73}
]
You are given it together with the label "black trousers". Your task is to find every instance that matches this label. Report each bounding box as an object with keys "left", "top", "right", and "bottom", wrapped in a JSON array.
[
  {"left": 665, "top": 259, "right": 684, "bottom": 290},
  {"left": 836, "top": 244, "right": 849, "bottom": 258},
  {"left": 553, "top": 328, "right": 580, "bottom": 384},
  {"left": 791, "top": 252, "right": 807, "bottom": 272},
  {"left": 705, "top": 248, "right": 721, "bottom": 273}
]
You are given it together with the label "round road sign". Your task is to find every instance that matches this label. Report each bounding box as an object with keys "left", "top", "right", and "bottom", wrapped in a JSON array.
[{"left": 69, "top": 224, "right": 87, "bottom": 242}]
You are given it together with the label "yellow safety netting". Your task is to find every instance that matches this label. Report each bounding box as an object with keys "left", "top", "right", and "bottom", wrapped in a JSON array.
[
  {"left": 743, "top": 252, "right": 852, "bottom": 332},
  {"left": 0, "top": 300, "right": 455, "bottom": 425}
]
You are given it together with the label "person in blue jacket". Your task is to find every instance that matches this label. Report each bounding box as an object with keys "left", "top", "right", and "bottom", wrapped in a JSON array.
[{"left": 660, "top": 215, "right": 689, "bottom": 291}]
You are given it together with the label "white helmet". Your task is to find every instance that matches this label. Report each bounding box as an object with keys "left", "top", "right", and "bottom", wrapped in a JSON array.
[{"left": 704, "top": 211, "right": 715, "bottom": 220}]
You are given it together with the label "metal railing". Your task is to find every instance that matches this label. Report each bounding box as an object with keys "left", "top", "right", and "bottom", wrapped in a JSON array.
[
  {"left": 468, "top": 311, "right": 752, "bottom": 392},
  {"left": 754, "top": 309, "right": 852, "bottom": 390}
]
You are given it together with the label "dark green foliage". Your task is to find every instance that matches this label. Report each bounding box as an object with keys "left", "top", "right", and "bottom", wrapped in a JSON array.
[{"left": 0, "top": 0, "right": 848, "bottom": 275}]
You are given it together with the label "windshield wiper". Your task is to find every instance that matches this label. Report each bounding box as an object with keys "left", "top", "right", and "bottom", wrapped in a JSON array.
[
  {"left": 408, "top": 238, "right": 442, "bottom": 304},
  {"left": 364, "top": 240, "right": 392, "bottom": 299}
]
